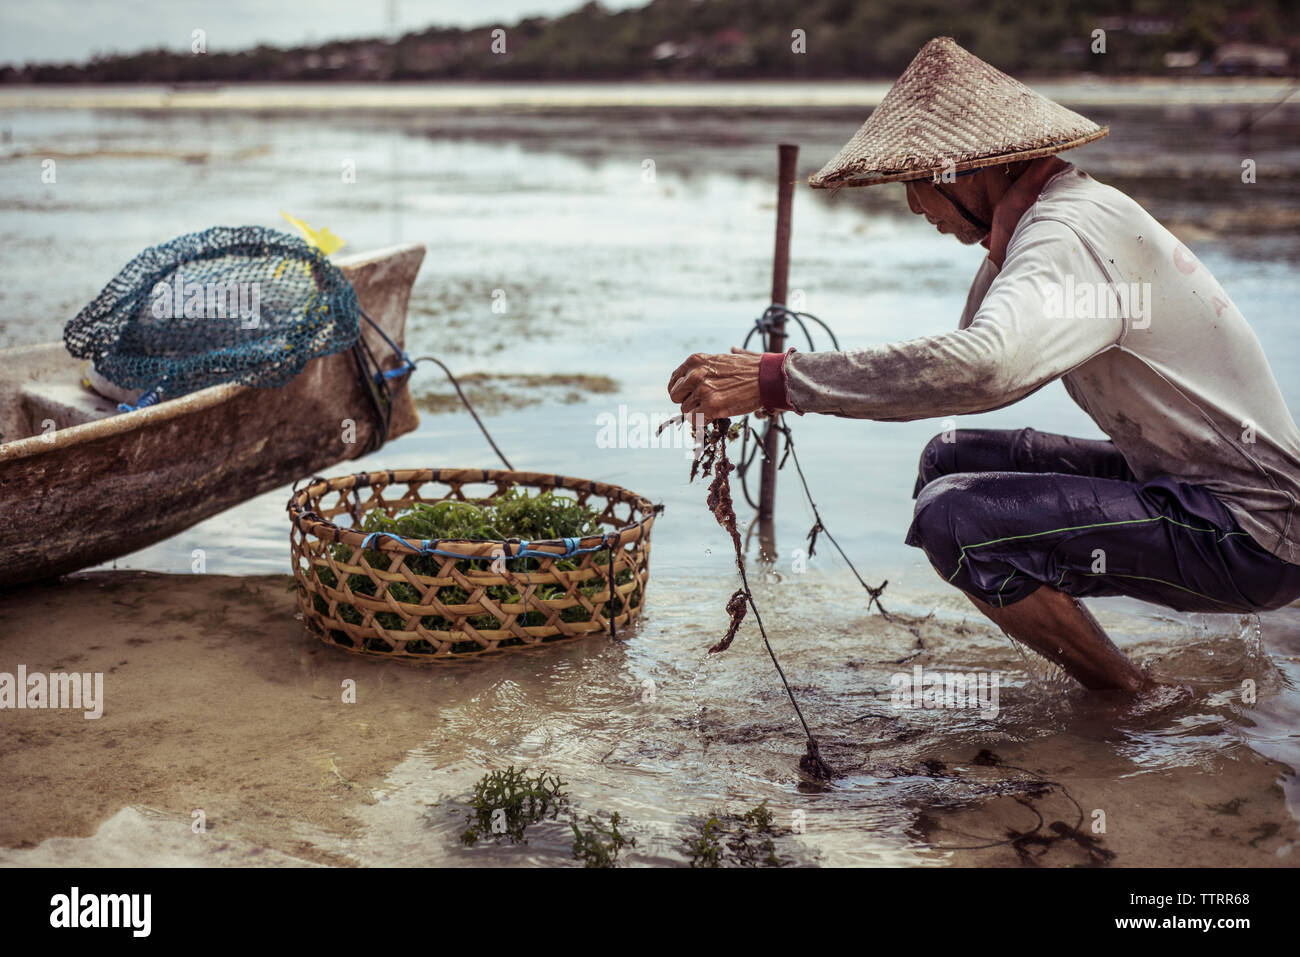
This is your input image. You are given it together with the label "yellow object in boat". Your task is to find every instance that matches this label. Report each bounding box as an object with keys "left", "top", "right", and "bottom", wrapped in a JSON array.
[{"left": 279, "top": 211, "right": 346, "bottom": 256}]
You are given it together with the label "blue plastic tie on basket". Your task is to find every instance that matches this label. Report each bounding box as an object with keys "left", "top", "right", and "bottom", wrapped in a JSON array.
[
  {"left": 511, "top": 538, "right": 582, "bottom": 560},
  {"left": 356, "top": 531, "right": 612, "bottom": 562}
]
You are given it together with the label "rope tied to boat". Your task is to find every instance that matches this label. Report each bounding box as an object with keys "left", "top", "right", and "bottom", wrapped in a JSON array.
[
  {"left": 354, "top": 308, "right": 514, "bottom": 470},
  {"left": 316, "top": 316, "right": 624, "bottom": 642}
]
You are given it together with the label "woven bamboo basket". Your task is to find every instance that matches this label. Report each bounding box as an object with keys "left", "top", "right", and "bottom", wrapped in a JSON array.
[{"left": 288, "top": 468, "right": 657, "bottom": 661}]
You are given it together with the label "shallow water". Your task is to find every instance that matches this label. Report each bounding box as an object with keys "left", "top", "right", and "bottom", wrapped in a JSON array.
[
  {"left": 1, "top": 91, "right": 1298, "bottom": 865},
  {"left": 323, "top": 579, "right": 1300, "bottom": 867}
]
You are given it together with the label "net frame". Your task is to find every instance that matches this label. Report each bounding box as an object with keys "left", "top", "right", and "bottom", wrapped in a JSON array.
[{"left": 64, "top": 225, "right": 360, "bottom": 401}]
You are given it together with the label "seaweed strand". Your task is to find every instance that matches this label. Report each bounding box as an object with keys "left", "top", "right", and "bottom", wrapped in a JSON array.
[{"left": 692, "top": 418, "right": 834, "bottom": 781}]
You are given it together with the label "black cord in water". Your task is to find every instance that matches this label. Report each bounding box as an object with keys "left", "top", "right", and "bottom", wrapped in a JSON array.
[
  {"left": 773, "top": 420, "right": 891, "bottom": 620},
  {"left": 409, "top": 355, "right": 515, "bottom": 471},
  {"left": 729, "top": 302, "right": 893, "bottom": 619},
  {"left": 695, "top": 423, "right": 834, "bottom": 779},
  {"left": 734, "top": 540, "right": 822, "bottom": 751},
  {"left": 706, "top": 306, "right": 891, "bottom": 778},
  {"left": 921, "top": 761, "right": 1087, "bottom": 853}
]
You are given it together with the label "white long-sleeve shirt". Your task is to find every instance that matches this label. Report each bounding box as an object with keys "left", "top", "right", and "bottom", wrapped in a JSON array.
[{"left": 785, "top": 165, "right": 1300, "bottom": 564}]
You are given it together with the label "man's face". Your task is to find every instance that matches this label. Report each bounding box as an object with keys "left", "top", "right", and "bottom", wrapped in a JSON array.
[{"left": 905, "top": 177, "right": 988, "bottom": 245}]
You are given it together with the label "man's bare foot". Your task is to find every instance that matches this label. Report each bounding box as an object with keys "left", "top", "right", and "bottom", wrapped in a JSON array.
[
  {"left": 1074, "top": 681, "right": 1197, "bottom": 733},
  {"left": 1123, "top": 680, "right": 1195, "bottom": 715}
]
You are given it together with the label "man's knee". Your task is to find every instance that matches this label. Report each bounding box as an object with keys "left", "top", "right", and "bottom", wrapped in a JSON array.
[
  {"left": 907, "top": 474, "right": 1041, "bottom": 605},
  {"left": 913, "top": 431, "right": 956, "bottom": 497},
  {"left": 904, "top": 473, "right": 966, "bottom": 574}
]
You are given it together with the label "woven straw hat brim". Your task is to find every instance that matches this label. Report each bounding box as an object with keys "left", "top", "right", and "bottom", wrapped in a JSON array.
[
  {"left": 809, "top": 37, "right": 1108, "bottom": 189},
  {"left": 821, "top": 129, "right": 1109, "bottom": 187}
]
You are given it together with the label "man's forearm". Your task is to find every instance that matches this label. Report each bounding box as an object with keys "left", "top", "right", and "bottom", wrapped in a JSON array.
[{"left": 762, "top": 327, "right": 1047, "bottom": 422}]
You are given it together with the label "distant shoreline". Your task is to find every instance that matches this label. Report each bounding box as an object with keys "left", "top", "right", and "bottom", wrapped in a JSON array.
[{"left": 0, "top": 77, "right": 1295, "bottom": 111}]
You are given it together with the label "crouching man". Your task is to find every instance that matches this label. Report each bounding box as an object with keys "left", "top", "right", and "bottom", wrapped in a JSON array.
[{"left": 668, "top": 38, "right": 1300, "bottom": 693}]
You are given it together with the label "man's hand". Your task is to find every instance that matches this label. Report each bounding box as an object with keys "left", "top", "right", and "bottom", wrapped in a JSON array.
[{"left": 667, "top": 347, "right": 763, "bottom": 420}]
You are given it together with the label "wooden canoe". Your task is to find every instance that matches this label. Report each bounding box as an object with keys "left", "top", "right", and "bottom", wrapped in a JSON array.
[{"left": 0, "top": 242, "right": 424, "bottom": 588}]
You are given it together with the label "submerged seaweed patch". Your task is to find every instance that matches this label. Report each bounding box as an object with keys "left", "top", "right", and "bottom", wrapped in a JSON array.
[
  {"left": 456, "top": 766, "right": 637, "bottom": 867},
  {"left": 460, "top": 766, "right": 569, "bottom": 845},
  {"left": 684, "top": 801, "right": 790, "bottom": 868},
  {"left": 571, "top": 812, "right": 635, "bottom": 868}
]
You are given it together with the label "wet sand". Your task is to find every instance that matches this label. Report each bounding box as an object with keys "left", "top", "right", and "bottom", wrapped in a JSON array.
[
  {"left": 0, "top": 572, "right": 453, "bottom": 866},
  {"left": 1, "top": 571, "right": 1295, "bottom": 867}
]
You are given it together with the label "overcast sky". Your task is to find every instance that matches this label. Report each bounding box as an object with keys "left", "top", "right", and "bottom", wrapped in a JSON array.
[{"left": 1, "top": 0, "right": 648, "bottom": 66}]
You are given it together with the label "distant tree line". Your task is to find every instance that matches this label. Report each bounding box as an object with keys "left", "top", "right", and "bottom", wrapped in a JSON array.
[{"left": 2, "top": 0, "right": 1296, "bottom": 83}]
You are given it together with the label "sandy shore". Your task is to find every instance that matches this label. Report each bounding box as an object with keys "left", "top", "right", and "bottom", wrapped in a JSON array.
[{"left": 0, "top": 572, "right": 463, "bottom": 866}]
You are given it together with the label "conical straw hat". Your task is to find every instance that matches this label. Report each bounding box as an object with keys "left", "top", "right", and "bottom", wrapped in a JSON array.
[{"left": 809, "top": 37, "right": 1107, "bottom": 189}]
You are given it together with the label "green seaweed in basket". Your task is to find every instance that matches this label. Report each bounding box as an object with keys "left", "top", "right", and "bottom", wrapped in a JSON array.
[
  {"left": 308, "top": 487, "right": 638, "bottom": 646},
  {"left": 363, "top": 487, "right": 605, "bottom": 543}
]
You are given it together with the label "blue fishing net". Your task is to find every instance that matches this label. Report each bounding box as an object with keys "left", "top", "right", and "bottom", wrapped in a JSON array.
[{"left": 64, "top": 225, "right": 360, "bottom": 409}]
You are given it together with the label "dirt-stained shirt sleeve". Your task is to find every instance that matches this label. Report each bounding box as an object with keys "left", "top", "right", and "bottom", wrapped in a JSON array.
[{"left": 784, "top": 219, "right": 1125, "bottom": 421}]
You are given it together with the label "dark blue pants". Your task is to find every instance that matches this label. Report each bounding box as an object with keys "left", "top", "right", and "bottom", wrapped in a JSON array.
[{"left": 905, "top": 428, "right": 1300, "bottom": 612}]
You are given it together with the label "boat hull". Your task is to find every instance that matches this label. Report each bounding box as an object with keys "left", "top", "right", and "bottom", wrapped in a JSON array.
[{"left": 0, "top": 243, "right": 424, "bottom": 588}]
